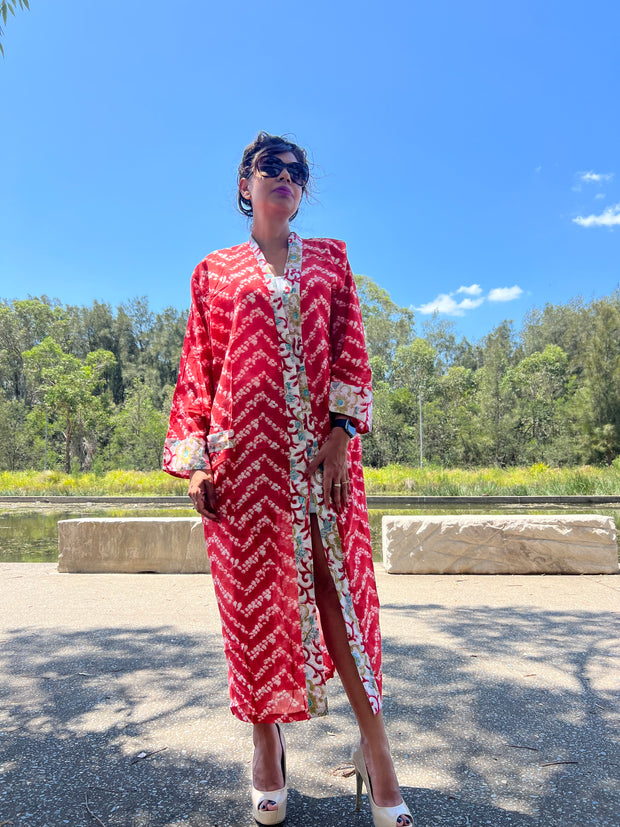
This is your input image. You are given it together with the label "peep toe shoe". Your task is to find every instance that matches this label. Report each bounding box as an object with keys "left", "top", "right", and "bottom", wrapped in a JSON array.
[
  {"left": 351, "top": 743, "right": 414, "bottom": 827},
  {"left": 251, "top": 724, "right": 287, "bottom": 825}
]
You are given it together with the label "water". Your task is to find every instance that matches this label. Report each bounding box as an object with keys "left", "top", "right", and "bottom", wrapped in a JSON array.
[
  {"left": 0, "top": 506, "right": 195, "bottom": 563},
  {"left": 1, "top": 503, "right": 619, "bottom": 564}
]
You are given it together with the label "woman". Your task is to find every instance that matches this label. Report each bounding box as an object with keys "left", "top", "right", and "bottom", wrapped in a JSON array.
[{"left": 163, "top": 132, "right": 413, "bottom": 827}]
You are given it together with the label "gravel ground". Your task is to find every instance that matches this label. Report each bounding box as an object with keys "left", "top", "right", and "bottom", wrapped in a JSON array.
[{"left": 0, "top": 565, "right": 618, "bottom": 827}]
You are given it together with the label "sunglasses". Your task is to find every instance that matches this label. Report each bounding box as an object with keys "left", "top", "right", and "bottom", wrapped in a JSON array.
[{"left": 256, "top": 155, "right": 309, "bottom": 188}]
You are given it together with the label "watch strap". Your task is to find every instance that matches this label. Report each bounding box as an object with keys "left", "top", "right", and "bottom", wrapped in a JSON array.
[{"left": 333, "top": 417, "right": 356, "bottom": 438}]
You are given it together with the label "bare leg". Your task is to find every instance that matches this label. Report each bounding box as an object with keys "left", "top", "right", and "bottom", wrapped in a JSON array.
[
  {"left": 311, "top": 516, "right": 410, "bottom": 818},
  {"left": 252, "top": 723, "right": 284, "bottom": 813}
]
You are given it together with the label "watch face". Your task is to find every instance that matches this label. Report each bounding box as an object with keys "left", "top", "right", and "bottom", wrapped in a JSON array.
[
  {"left": 335, "top": 418, "right": 355, "bottom": 438},
  {"left": 344, "top": 420, "right": 356, "bottom": 438}
]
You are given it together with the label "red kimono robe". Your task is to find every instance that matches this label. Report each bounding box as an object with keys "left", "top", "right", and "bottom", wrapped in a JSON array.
[{"left": 163, "top": 233, "right": 382, "bottom": 723}]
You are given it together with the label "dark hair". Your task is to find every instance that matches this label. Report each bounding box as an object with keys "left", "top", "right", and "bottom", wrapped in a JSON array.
[{"left": 237, "top": 131, "right": 311, "bottom": 221}]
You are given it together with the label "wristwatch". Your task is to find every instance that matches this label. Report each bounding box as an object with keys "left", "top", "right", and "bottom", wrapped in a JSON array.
[{"left": 332, "top": 417, "right": 356, "bottom": 439}]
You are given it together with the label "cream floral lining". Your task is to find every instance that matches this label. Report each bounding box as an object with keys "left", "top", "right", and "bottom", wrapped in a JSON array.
[{"left": 249, "top": 232, "right": 381, "bottom": 717}]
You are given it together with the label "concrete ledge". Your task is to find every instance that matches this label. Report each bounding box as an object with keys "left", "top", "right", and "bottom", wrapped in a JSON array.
[
  {"left": 57, "top": 518, "right": 208, "bottom": 573},
  {"left": 4, "top": 494, "right": 620, "bottom": 505},
  {"left": 383, "top": 514, "right": 619, "bottom": 574}
]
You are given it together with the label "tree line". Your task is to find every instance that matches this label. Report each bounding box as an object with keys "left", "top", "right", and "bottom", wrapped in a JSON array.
[
  {"left": 1, "top": 280, "right": 619, "bottom": 472},
  {"left": 356, "top": 277, "right": 620, "bottom": 468},
  {"left": 0, "top": 297, "right": 184, "bottom": 472}
]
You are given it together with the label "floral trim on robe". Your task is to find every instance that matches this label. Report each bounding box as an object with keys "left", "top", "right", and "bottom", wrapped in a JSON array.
[
  {"left": 329, "top": 380, "right": 373, "bottom": 424},
  {"left": 250, "top": 234, "right": 380, "bottom": 717},
  {"left": 163, "top": 435, "right": 210, "bottom": 474}
]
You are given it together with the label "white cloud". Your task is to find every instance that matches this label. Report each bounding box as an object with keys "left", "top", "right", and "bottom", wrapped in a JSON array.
[
  {"left": 456, "top": 284, "right": 483, "bottom": 296},
  {"left": 459, "top": 297, "right": 485, "bottom": 310},
  {"left": 416, "top": 284, "right": 524, "bottom": 316},
  {"left": 579, "top": 170, "right": 614, "bottom": 184},
  {"left": 415, "top": 293, "right": 471, "bottom": 317},
  {"left": 573, "top": 204, "right": 620, "bottom": 228},
  {"left": 594, "top": 193, "right": 606, "bottom": 200},
  {"left": 488, "top": 286, "right": 524, "bottom": 302}
]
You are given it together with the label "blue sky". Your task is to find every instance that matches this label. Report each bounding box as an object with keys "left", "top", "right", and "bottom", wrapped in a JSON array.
[{"left": 1, "top": 0, "right": 619, "bottom": 343}]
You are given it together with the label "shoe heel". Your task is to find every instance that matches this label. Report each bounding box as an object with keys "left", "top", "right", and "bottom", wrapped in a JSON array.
[
  {"left": 251, "top": 725, "right": 287, "bottom": 825},
  {"left": 355, "top": 769, "right": 363, "bottom": 811},
  {"left": 351, "top": 742, "right": 414, "bottom": 827}
]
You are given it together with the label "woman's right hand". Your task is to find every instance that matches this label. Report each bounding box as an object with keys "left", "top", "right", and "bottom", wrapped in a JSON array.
[{"left": 188, "top": 469, "right": 219, "bottom": 521}]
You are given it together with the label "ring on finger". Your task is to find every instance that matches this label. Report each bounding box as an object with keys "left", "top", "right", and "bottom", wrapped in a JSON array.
[{"left": 333, "top": 483, "right": 342, "bottom": 488}]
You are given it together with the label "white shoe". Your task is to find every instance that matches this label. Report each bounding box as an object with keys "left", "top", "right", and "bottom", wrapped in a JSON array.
[
  {"left": 352, "top": 743, "right": 413, "bottom": 827},
  {"left": 251, "top": 725, "right": 287, "bottom": 825}
]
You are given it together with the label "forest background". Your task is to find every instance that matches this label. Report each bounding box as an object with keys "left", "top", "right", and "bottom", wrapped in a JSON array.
[{"left": 2, "top": 277, "right": 619, "bottom": 476}]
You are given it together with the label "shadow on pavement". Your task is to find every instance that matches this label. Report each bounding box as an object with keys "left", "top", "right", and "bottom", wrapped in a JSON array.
[
  {"left": 376, "top": 602, "right": 619, "bottom": 827},
  {"left": 0, "top": 603, "right": 618, "bottom": 825}
]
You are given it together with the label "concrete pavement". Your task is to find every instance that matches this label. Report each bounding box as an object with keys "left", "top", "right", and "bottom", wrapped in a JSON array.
[{"left": 0, "top": 564, "right": 618, "bottom": 827}]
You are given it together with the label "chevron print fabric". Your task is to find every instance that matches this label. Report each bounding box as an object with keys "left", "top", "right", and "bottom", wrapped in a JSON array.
[{"left": 164, "top": 233, "right": 382, "bottom": 723}]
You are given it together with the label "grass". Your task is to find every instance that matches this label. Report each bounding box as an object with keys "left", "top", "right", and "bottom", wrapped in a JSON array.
[
  {"left": 363, "top": 462, "right": 620, "bottom": 496},
  {"left": 0, "top": 463, "right": 619, "bottom": 497},
  {"left": 0, "top": 469, "right": 188, "bottom": 496}
]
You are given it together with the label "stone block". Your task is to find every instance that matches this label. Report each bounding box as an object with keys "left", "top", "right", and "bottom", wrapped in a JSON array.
[
  {"left": 57, "top": 518, "right": 209, "bottom": 573},
  {"left": 383, "top": 514, "right": 619, "bottom": 574}
]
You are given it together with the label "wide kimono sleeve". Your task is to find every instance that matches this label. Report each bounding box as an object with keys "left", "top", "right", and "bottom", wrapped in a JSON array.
[
  {"left": 328, "top": 244, "right": 373, "bottom": 434},
  {"left": 162, "top": 262, "right": 214, "bottom": 479}
]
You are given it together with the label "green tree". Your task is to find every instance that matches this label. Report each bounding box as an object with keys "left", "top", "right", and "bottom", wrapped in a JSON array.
[
  {"left": 0, "top": 0, "right": 29, "bottom": 56},
  {"left": 425, "top": 366, "right": 482, "bottom": 465},
  {"left": 361, "top": 383, "right": 417, "bottom": 467},
  {"left": 521, "top": 298, "right": 588, "bottom": 373},
  {"left": 109, "top": 378, "right": 169, "bottom": 470},
  {"left": 474, "top": 321, "right": 519, "bottom": 464},
  {"left": 392, "top": 339, "right": 437, "bottom": 466},
  {"left": 0, "top": 396, "right": 42, "bottom": 470},
  {"left": 504, "top": 345, "right": 569, "bottom": 462},
  {"left": 0, "top": 298, "right": 68, "bottom": 401},
  {"left": 392, "top": 339, "right": 437, "bottom": 396},
  {"left": 23, "top": 338, "right": 116, "bottom": 472},
  {"left": 113, "top": 297, "right": 157, "bottom": 400},
  {"left": 355, "top": 275, "right": 415, "bottom": 368},
  {"left": 355, "top": 276, "right": 419, "bottom": 466},
  {"left": 581, "top": 295, "right": 620, "bottom": 462},
  {"left": 69, "top": 300, "right": 137, "bottom": 404},
  {"left": 147, "top": 306, "right": 187, "bottom": 393},
  {"left": 421, "top": 315, "right": 476, "bottom": 371}
]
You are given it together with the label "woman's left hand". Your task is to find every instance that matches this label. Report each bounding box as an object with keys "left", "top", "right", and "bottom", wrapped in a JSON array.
[{"left": 307, "top": 428, "right": 351, "bottom": 511}]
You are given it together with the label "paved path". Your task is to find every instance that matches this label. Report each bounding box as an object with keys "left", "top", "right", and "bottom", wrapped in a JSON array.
[{"left": 0, "top": 564, "right": 618, "bottom": 827}]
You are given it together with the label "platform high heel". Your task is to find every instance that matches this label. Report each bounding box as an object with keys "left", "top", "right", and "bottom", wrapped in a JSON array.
[
  {"left": 352, "top": 743, "right": 413, "bottom": 827},
  {"left": 251, "top": 724, "right": 287, "bottom": 825}
]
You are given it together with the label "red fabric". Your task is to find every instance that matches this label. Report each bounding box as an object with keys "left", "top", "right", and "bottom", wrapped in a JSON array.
[{"left": 164, "top": 236, "right": 381, "bottom": 723}]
